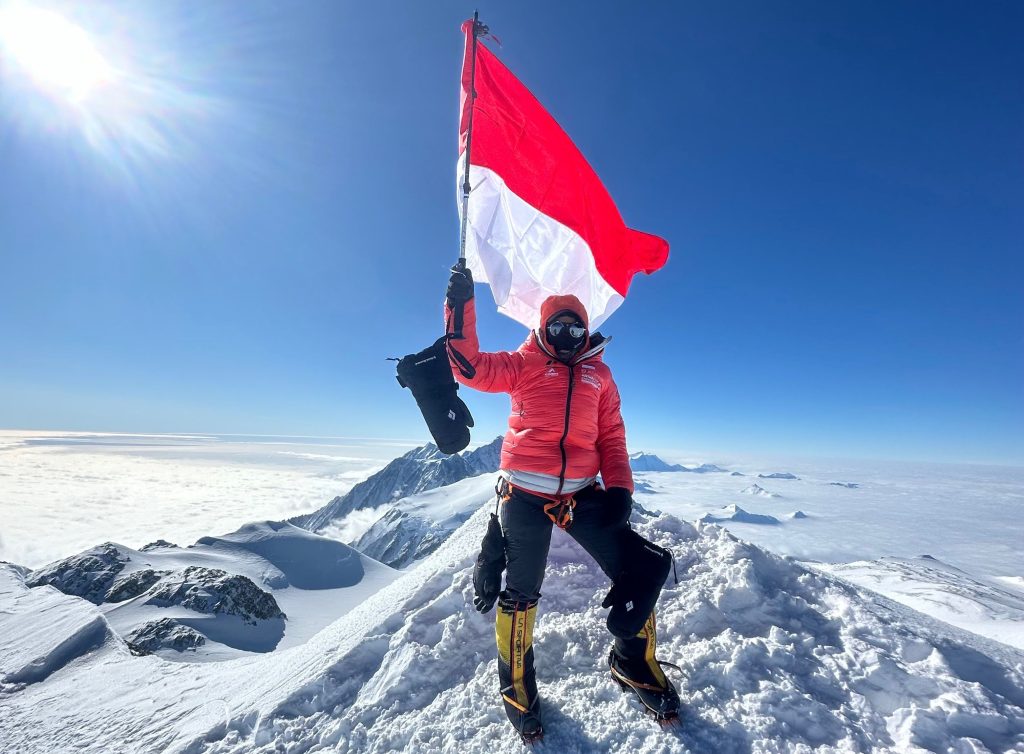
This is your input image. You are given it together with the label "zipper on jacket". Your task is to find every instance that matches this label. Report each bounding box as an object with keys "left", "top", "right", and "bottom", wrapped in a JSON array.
[{"left": 554, "top": 364, "right": 575, "bottom": 497}]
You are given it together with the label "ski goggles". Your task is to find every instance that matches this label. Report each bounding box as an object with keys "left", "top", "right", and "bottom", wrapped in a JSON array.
[{"left": 546, "top": 321, "right": 586, "bottom": 339}]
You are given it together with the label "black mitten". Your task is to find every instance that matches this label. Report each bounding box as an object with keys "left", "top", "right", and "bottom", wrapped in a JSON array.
[
  {"left": 603, "top": 529, "right": 672, "bottom": 638},
  {"left": 395, "top": 337, "right": 474, "bottom": 454},
  {"left": 473, "top": 513, "right": 506, "bottom": 613}
]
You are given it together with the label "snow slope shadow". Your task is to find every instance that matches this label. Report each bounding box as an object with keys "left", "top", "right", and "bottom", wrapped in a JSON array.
[
  {"left": 195, "top": 521, "right": 364, "bottom": 590},
  {"left": 198, "top": 511, "right": 1024, "bottom": 754}
]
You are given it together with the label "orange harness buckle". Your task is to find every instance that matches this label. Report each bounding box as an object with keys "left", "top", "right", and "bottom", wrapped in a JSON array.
[
  {"left": 497, "top": 476, "right": 577, "bottom": 530},
  {"left": 542, "top": 497, "right": 576, "bottom": 530}
]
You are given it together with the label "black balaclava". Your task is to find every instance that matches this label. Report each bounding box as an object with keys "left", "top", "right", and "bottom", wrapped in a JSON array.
[{"left": 545, "top": 309, "right": 587, "bottom": 360}]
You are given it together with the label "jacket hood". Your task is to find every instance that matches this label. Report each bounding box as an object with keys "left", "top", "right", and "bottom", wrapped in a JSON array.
[
  {"left": 528, "top": 293, "right": 610, "bottom": 364},
  {"left": 539, "top": 294, "right": 589, "bottom": 331}
]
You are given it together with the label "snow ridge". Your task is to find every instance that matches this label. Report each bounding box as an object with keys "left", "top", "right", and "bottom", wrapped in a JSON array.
[
  {"left": 294, "top": 437, "right": 502, "bottom": 533},
  {"left": 191, "top": 513, "right": 1024, "bottom": 754}
]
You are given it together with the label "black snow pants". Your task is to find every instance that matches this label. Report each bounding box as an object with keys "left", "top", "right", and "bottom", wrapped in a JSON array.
[{"left": 499, "top": 481, "right": 625, "bottom": 602}]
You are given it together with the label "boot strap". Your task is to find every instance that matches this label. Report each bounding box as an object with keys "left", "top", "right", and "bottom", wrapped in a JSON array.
[{"left": 610, "top": 662, "right": 667, "bottom": 692}]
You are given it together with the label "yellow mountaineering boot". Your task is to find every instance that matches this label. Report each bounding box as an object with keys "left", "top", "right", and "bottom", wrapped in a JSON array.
[
  {"left": 608, "top": 611, "right": 682, "bottom": 724},
  {"left": 495, "top": 594, "right": 543, "bottom": 744}
]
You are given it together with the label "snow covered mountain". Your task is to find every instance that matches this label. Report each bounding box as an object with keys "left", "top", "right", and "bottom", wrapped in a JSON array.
[
  {"left": 699, "top": 503, "right": 782, "bottom": 525},
  {"left": 351, "top": 448, "right": 732, "bottom": 569},
  {"left": 16, "top": 521, "right": 398, "bottom": 661},
  {"left": 294, "top": 436, "right": 502, "bottom": 534},
  {"left": 741, "top": 483, "right": 781, "bottom": 498},
  {"left": 813, "top": 555, "right": 1024, "bottom": 652},
  {"left": 353, "top": 474, "right": 497, "bottom": 568},
  {"left": 628, "top": 452, "right": 728, "bottom": 474},
  {"left": 3, "top": 501, "right": 1023, "bottom": 753}
]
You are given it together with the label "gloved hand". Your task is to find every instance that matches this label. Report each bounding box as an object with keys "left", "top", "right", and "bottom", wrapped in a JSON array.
[
  {"left": 603, "top": 486, "right": 633, "bottom": 528},
  {"left": 446, "top": 262, "right": 474, "bottom": 307},
  {"left": 473, "top": 513, "right": 506, "bottom": 613}
]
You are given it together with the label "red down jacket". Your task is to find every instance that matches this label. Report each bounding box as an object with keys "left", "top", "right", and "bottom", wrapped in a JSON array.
[{"left": 445, "top": 293, "right": 633, "bottom": 495}]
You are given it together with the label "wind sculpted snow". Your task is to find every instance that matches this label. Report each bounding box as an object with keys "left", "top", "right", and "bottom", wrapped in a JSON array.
[
  {"left": 190, "top": 512, "right": 1024, "bottom": 753},
  {"left": 6, "top": 502, "right": 1022, "bottom": 753}
]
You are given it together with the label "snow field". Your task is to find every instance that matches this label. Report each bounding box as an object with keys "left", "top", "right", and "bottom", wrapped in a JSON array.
[{"left": 199, "top": 510, "right": 1024, "bottom": 754}]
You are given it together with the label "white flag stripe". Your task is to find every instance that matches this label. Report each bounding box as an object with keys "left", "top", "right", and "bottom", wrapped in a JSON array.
[{"left": 458, "top": 161, "right": 624, "bottom": 330}]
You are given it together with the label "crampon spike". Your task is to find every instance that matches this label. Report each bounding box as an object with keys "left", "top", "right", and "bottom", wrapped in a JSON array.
[{"left": 519, "top": 729, "right": 544, "bottom": 746}]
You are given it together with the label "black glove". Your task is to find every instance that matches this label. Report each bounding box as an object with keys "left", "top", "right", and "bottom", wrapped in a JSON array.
[
  {"left": 602, "top": 530, "right": 673, "bottom": 639},
  {"left": 446, "top": 263, "right": 475, "bottom": 307},
  {"left": 603, "top": 486, "right": 633, "bottom": 528},
  {"left": 473, "top": 513, "right": 506, "bottom": 613}
]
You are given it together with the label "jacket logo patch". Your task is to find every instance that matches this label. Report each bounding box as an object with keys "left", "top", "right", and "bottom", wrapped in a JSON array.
[
  {"left": 581, "top": 373, "right": 602, "bottom": 390},
  {"left": 545, "top": 367, "right": 558, "bottom": 377},
  {"left": 581, "top": 364, "right": 596, "bottom": 370}
]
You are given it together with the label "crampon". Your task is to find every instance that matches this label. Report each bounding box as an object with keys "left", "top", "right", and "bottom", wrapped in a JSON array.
[{"left": 609, "top": 649, "right": 683, "bottom": 726}]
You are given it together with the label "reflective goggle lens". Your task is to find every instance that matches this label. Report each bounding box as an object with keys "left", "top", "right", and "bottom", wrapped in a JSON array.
[{"left": 547, "top": 321, "right": 586, "bottom": 339}]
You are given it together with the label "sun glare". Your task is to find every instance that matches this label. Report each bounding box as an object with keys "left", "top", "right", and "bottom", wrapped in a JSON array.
[
  {"left": 0, "top": 5, "right": 114, "bottom": 102},
  {"left": 0, "top": 1, "right": 233, "bottom": 182}
]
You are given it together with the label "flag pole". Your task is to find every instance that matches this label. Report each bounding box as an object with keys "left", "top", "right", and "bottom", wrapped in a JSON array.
[{"left": 458, "top": 10, "right": 484, "bottom": 268}]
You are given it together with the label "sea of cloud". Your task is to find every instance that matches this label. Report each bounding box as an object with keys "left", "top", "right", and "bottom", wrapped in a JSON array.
[{"left": 0, "top": 430, "right": 419, "bottom": 569}]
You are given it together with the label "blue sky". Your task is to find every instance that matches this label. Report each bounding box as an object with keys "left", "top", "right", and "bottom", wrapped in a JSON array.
[{"left": 1, "top": 1, "right": 1021, "bottom": 464}]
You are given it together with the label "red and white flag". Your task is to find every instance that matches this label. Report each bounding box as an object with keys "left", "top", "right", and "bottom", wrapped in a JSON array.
[{"left": 458, "top": 20, "right": 669, "bottom": 330}]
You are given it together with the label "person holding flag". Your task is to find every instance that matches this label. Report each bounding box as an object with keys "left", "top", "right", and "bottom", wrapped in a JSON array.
[{"left": 445, "top": 17, "right": 677, "bottom": 743}]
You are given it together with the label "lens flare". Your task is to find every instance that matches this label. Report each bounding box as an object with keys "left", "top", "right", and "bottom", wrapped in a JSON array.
[{"left": 0, "top": 5, "right": 114, "bottom": 102}]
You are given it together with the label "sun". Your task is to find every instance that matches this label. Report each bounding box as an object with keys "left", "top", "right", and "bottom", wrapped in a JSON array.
[{"left": 0, "top": 5, "right": 114, "bottom": 103}]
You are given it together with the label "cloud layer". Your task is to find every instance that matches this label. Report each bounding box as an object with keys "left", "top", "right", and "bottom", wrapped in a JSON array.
[{"left": 0, "top": 431, "right": 417, "bottom": 568}]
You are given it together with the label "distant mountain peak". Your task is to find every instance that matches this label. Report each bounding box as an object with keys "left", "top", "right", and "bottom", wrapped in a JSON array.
[
  {"left": 741, "top": 484, "right": 781, "bottom": 499},
  {"left": 629, "top": 452, "right": 728, "bottom": 474},
  {"left": 295, "top": 436, "right": 503, "bottom": 533}
]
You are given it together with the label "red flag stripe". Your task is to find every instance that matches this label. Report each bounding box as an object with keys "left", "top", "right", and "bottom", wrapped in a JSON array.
[{"left": 459, "top": 21, "right": 668, "bottom": 298}]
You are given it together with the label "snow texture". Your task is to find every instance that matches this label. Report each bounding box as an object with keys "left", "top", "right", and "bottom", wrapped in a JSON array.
[
  {"left": 351, "top": 475, "right": 496, "bottom": 568},
  {"left": 16, "top": 521, "right": 397, "bottom": 661},
  {"left": 3, "top": 439, "right": 1024, "bottom": 753},
  {"left": 0, "top": 564, "right": 115, "bottom": 688},
  {"left": 814, "top": 557, "right": 1024, "bottom": 652},
  {"left": 3, "top": 504, "right": 1023, "bottom": 753}
]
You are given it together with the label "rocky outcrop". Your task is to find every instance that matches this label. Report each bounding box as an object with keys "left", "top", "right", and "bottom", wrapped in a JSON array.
[
  {"left": 105, "top": 569, "right": 168, "bottom": 603},
  {"left": 144, "top": 566, "right": 285, "bottom": 624},
  {"left": 26, "top": 543, "right": 128, "bottom": 604},
  {"left": 126, "top": 618, "right": 206, "bottom": 655}
]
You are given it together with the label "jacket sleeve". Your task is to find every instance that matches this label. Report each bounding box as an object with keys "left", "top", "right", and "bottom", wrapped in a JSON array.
[
  {"left": 444, "top": 298, "right": 520, "bottom": 394},
  {"left": 597, "top": 372, "right": 634, "bottom": 493}
]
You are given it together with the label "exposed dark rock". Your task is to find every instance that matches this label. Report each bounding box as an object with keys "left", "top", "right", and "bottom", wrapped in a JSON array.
[
  {"left": 127, "top": 618, "right": 206, "bottom": 655},
  {"left": 27, "top": 543, "right": 128, "bottom": 604},
  {"left": 144, "top": 566, "right": 285, "bottom": 625},
  {"left": 105, "top": 569, "right": 169, "bottom": 603},
  {"left": 140, "top": 539, "right": 178, "bottom": 551}
]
